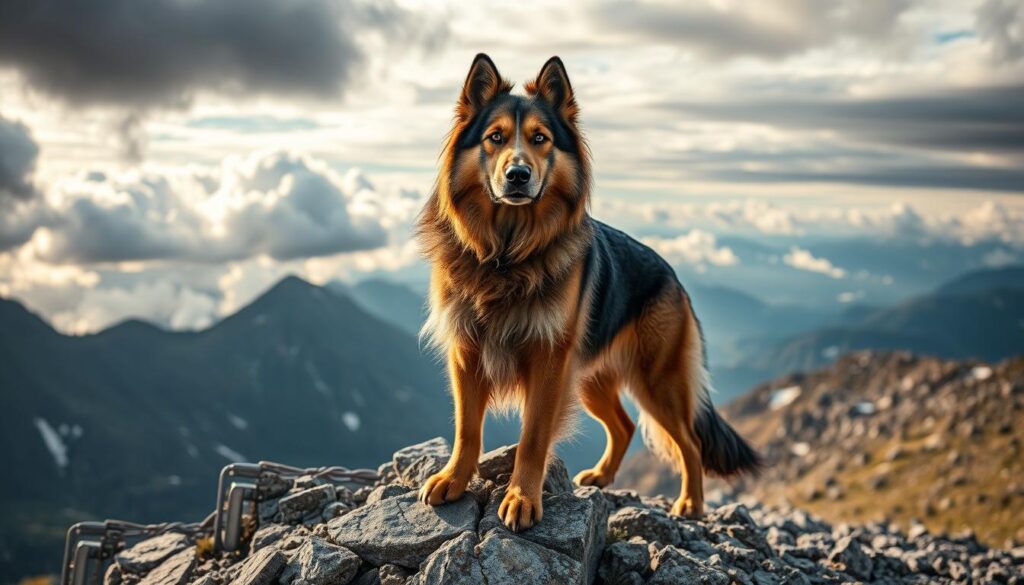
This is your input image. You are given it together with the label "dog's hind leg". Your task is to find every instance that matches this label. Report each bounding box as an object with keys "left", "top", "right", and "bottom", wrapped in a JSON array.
[
  {"left": 629, "top": 291, "right": 706, "bottom": 518},
  {"left": 574, "top": 370, "right": 634, "bottom": 488}
]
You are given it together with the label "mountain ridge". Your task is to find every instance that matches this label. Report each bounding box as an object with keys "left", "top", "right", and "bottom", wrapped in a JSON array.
[{"left": 0, "top": 275, "right": 452, "bottom": 580}]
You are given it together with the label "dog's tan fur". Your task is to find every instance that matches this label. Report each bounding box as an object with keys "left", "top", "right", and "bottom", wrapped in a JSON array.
[{"left": 416, "top": 54, "right": 758, "bottom": 531}]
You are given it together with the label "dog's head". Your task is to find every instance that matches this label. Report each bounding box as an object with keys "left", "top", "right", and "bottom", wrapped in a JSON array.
[
  {"left": 427, "top": 54, "right": 590, "bottom": 263},
  {"left": 447, "top": 54, "right": 589, "bottom": 207}
]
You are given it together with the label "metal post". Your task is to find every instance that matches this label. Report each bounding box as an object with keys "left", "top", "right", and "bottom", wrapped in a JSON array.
[
  {"left": 60, "top": 522, "right": 106, "bottom": 585},
  {"left": 212, "top": 463, "right": 261, "bottom": 553}
]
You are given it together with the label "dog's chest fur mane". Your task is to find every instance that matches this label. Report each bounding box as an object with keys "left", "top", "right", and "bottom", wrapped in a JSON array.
[{"left": 422, "top": 219, "right": 591, "bottom": 387}]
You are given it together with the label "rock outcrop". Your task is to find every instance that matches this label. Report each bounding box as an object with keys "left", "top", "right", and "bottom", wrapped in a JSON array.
[{"left": 105, "top": 438, "right": 1024, "bottom": 585}]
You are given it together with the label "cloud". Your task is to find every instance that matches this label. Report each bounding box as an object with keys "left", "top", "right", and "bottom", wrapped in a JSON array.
[
  {"left": 705, "top": 200, "right": 801, "bottom": 235},
  {"left": 0, "top": 113, "right": 39, "bottom": 201},
  {"left": 0, "top": 0, "right": 446, "bottom": 108},
  {"left": 783, "top": 247, "right": 847, "bottom": 278},
  {"left": 589, "top": 0, "right": 913, "bottom": 60},
  {"left": 116, "top": 113, "right": 147, "bottom": 164},
  {"left": 50, "top": 280, "right": 218, "bottom": 334},
  {"left": 0, "top": 113, "right": 50, "bottom": 251},
  {"left": 954, "top": 201, "right": 1024, "bottom": 244},
  {"left": 976, "top": 0, "right": 1024, "bottom": 63},
  {"left": 29, "top": 151, "right": 393, "bottom": 264},
  {"left": 664, "top": 84, "right": 1024, "bottom": 155},
  {"left": 642, "top": 230, "right": 740, "bottom": 269}
]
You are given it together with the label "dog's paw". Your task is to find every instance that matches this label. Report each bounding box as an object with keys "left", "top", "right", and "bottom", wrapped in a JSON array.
[
  {"left": 670, "top": 496, "right": 703, "bottom": 519},
  {"left": 498, "top": 486, "right": 543, "bottom": 532},
  {"left": 573, "top": 467, "right": 614, "bottom": 488},
  {"left": 419, "top": 470, "right": 469, "bottom": 506}
]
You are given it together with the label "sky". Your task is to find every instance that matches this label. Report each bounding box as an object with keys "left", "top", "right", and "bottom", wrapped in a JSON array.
[{"left": 0, "top": 0, "right": 1022, "bottom": 334}]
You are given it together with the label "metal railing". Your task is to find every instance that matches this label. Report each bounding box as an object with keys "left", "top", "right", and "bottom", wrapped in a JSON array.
[{"left": 60, "top": 460, "right": 380, "bottom": 585}]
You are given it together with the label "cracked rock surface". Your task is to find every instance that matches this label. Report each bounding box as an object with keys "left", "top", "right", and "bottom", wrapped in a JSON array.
[{"left": 109, "top": 439, "right": 1024, "bottom": 585}]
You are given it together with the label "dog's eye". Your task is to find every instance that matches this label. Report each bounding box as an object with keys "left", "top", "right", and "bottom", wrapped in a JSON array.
[
  {"left": 488, "top": 132, "right": 503, "bottom": 143},
  {"left": 533, "top": 133, "right": 547, "bottom": 144}
]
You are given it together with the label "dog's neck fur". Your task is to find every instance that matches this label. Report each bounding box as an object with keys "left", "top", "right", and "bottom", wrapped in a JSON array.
[{"left": 417, "top": 188, "right": 591, "bottom": 307}]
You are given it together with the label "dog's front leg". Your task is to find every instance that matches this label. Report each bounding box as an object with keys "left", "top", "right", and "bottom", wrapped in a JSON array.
[
  {"left": 420, "top": 346, "right": 490, "bottom": 505},
  {"left": 498, "top": 348, "right": 572, "bottom": 531}
]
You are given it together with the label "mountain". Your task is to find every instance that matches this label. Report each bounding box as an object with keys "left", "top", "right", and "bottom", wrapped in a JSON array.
[
  {"left": 328, "top": 278, "right": 428, "bottom": 337},
  {"left": 710, "top": 268, "right": 1024, "bottom": 396},
  {"left": 620, "top": 351, "right": 1024, "bottom": 547},
  {"left": 935, "top": 265, "right": 1024, "bottom": 297},
  {"left": 689, "top": 284, "right": 831, "bottom": 362},
  {"left": 0, "top": 276, "right": 452, "bottom": 580}
]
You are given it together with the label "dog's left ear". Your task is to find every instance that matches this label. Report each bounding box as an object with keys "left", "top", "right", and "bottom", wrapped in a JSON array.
[{"left": 530, "top": 56, "right": 578, "bottom": 124}]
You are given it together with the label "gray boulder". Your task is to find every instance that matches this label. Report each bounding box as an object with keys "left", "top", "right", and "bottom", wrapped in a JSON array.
[
  {"left": 231, "top": 547, "right": 287, "bottom": 585},
  {"left": 115, "top": 533, "right": 190, "bottom": 575},
  {"left": 365, "top": 484, "right": 412, "bottom": 506},
  {"left": 598, "top": 541, "right": 651, "bottom": 583},
  {"left": 391, "top": 437, "right": 452, "bottom": 488},
  {"left": 476, "top": 445, "right": 573, "bottom": 494},
  {"left": 477, "top": 530, "right": 583, "bottom": 584},
  {"left": 415, "top": 532, "right": 485, "bottom": 584},
  {"left": 828, "top": 535, "right": 873, "bottom": 581},
  {"left": 278, "top": 484, "right": 337, "bottom": 523},
  {"left": 137, "top": 549, "right": 194, "bottom": 585},
  {"left": 417, "top": 529, "right": 583, "bottom": 584},
  {"left": 648, "top": 546, "right": 730, "bottom": 585},
  {"left": 607, "top": 506, "right": 680, "bottom": 545},
  {"left": 280, "top": 537, "right": 361, "bottom": 585},
  {"left": 478, "top": 486, "right": 608, "bottom": 584},
  {"left": 327, "top": 491, "right": 479, "bottom": 568}
]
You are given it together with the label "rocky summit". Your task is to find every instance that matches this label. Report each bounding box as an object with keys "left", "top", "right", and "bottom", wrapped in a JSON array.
[{"left": 102, "top": 438, "right": 1024, "bottom": 585}]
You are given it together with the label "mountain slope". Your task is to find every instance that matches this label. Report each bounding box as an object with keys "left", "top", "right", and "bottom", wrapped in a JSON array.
[
  {"left": 620, "top": 351, "right": 1024, "bottom": 546},
  {"left": 0, "top": 276, "right": 451, "bottom": 580},
  {"left": 935, "top": 265, "right": 1024, "bottom": 297},
  {"left": 328, "top": 278, "right": 428, "bottom": 337},
  {"left": 712, "top": 271, "right": 1024, "bottom": 392}
]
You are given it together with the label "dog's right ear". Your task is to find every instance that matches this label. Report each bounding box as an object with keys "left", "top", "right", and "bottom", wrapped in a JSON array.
[{"left": 457, "top": 54, "right": 509, "bottom": 121}]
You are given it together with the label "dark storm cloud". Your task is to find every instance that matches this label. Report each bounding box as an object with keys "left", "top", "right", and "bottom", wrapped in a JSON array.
[
  {"left": 589, "top": 0, "right": 912, "bottom": 59},
  {"left": 0, "top": 0, "right": 446, "bottom": 107},
  {"left": 0, "top": 114, "right": 39, "bottom": 201},
  {"left": 0, "top": 113, "right": 49, "bottom": 251},
  {"left": 663, "top": 84, "right": 1024, "bottom": 154}
]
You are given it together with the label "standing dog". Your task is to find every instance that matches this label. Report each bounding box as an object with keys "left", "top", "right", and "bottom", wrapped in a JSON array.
[{"left": 416, "top": 54, "right": 760, "bottom": 531}]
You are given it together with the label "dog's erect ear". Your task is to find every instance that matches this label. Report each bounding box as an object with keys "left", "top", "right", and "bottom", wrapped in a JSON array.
[
  {"left": 530, "top": 56, "right": 578, "bottom": 123},
  {"left": 458, "top": 54, "right": 509, "bottom": 120}
]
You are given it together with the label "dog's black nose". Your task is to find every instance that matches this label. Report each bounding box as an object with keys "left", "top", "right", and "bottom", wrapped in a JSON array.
[{"left": 505, "top": 165, "right": 531, "bottom": 186}]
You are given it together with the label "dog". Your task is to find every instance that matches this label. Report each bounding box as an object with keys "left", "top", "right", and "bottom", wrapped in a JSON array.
[{"left": 416, "top": 54, "right": 761, "bottom": 531}]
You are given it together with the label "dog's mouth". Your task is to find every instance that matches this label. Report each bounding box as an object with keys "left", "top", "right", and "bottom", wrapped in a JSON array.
[{"left": 498, "top": 191, "right": 537, "bottom": 205}]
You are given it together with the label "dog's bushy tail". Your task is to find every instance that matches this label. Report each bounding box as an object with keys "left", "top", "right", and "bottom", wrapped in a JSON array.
[{"left": 694, "top": 392, "right": 762, "bottom": 477}]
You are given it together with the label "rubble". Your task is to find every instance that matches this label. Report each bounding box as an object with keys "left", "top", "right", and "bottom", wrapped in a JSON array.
[{"left": 116, "top": 437, "right": 1024, "bottom": 585}]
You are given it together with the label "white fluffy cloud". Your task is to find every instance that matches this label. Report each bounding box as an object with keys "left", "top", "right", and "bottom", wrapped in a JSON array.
[
  {"left": 27, "top": 151, "right": 393, "bottom": 265},
  {"left": 50, "top": 280, "right": 218, "bottom": 334},
  {"left": 783, "top": 247, "right": 847, "bottom": 279},
  {"left": 643, "top": 230, "right": 740, "bottom": 270}
]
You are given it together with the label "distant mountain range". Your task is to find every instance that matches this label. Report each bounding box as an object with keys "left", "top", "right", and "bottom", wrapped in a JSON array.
[
  {"left": 711, "top": 265, "right": 1024, "bottom": 396},
  {"left": 0, "top": 276, "right": 453, "bottom": 579}
]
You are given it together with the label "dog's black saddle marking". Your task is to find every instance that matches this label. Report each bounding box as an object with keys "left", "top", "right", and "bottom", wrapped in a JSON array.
[{"left": 580, "top": 219, "right": 679, "bottom": 359}]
